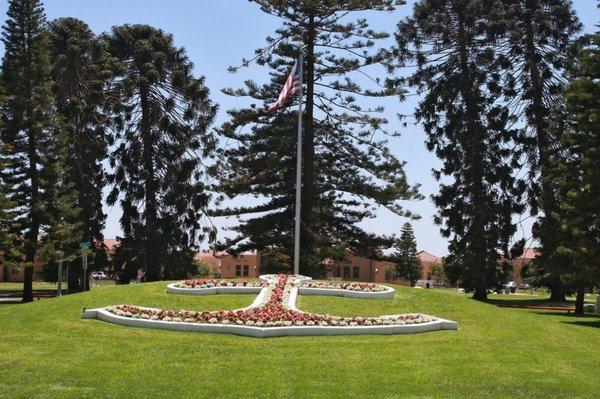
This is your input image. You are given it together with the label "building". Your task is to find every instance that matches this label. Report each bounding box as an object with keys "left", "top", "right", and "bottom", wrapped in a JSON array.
[
  {"left": 323, "top": 252, "right": 395, "bottom": 283},
  {"left": 417, "top": 250, "right": 443, "bottom": 281},
  {"left": 2, "top": 237, "right": 442, "bottom": 284},
  {"left": 195, "top": 249, "right": 444, "bottom": 284},
  {"left": 195, "top": 251, "right": 261, "bottom": 279},
  {"left": 510, "top": 248, "right": 538, "bottom": 284},
  {"left": 1, "top": 238, "right": 120, "bottom": 283},
  {"left": 1, "top": 258, "right": 44, "bottom": 283}
]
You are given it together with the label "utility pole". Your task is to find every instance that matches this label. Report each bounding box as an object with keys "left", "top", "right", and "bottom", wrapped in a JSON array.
[{"left": 293, "top": 52, "right": 304, "bottom": 276}]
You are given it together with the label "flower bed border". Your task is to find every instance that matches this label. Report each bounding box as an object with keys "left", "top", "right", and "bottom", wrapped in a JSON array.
[
  {"left": 167, "top": 276, "right": 396, "bottom": 299},
  {"left": 82, "top": 277, "right": 458, "bottom": 337},
  {"left": 166, "top": 284, "right": 263, "bottom": 296},
  {"left": 82, "top": 304, "right": 457, "bottom": 338}
]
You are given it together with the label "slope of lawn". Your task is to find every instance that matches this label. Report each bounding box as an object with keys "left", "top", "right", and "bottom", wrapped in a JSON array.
[{"left": 0, "top": 282, "right": 598, "bottom": 399}]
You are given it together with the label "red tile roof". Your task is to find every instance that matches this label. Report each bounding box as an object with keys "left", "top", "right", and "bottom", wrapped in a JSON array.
[
  {"left": 416, "top": 251, "right": 441, "bottom": 263},
  {"left": 518, "top": 248, "right": 539, "bottom": 260}
]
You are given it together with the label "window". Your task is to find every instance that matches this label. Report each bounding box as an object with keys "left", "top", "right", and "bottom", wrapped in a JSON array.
[
  {"left": 352, "top": 266, "right": 360, "bottom": 279},
  {"left": 334, "top": 266, "right": 341, "bottom": 278},
  {"left": 343, "top": 266, "right": 351, "bottom": 279},
  {"left": 243, "top": 265, "right": 249, "bottom": 276},
  {"left": 235, "top": 265, "right": 242, "bottom": 276}
]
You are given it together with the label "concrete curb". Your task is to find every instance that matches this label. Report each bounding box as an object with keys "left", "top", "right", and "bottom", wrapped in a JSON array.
[
  {"left": 82, "top": 276, "right": 458, "bottom": 337},
  {"left": 298, "top": 286, "right": 395, "bottom": 299},
  {"left": 166, "top": 284, "right": 395, "bottom": 299},
  {"left": 166, "top": 284, "right": 263, "bottom": 296},
  {"left": 82, "top": 307, "right": 458, "bottom": 338}
]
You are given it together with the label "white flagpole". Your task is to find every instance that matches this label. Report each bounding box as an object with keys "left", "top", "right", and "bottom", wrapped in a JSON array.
[{"left": 293, "top": 53, "right": 304, "bottom": 276}]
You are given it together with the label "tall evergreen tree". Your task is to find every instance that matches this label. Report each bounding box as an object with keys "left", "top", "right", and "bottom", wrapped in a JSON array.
[
  {"left": 216, "top": 0, "right": 421, "bottom": 277},
  {"left": 0, "top": 178, "right": 22, "bottom": 281},
  {"left": 38, "top": 128, "right": 83, "bottom": 268},
  {"left": 393, "top": 222, "right": 421, "bottom": 286},
  {"left": 104, "top": 25, "right": 217, "bottom": 282},
  {"left": 0, "top": 0, "right": 56, "bottom": 302},
  {"left": 498, "top": 0, "right": 581, "bottom": 301},
  {"left": 395, "top": 0, "right": 526, "bottom": 300},
  {"left": 0, "top": 84, "right": 23, "bottom": 280},
  {"left": 553, "top": 31, "right": 600, "bottom": 314},
  {"left": 48, "top": 17, "right": 113, "bottom": 290}
]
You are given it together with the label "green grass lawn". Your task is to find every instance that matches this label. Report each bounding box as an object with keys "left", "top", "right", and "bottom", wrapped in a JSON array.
[
  {"left": 1, "top": 282, "right": 598, "bottom": 398},
  {"left": 0, "top": 281, "right": 64, "bottom": 291}
]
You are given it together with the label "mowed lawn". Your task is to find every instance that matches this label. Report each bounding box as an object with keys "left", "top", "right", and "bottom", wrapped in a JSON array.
[{"left": 1, "top": 282, "right": 598, "bottom": 398}]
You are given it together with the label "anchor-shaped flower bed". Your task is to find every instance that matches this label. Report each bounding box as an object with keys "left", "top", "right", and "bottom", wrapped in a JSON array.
[{"left": 82, "top": 274, "right": 457, "bottom": 337}]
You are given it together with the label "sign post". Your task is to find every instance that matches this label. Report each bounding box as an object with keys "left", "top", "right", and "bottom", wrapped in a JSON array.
[
  {"left": 57, "top": 259, "right": 63, "bottom": 297},
  {"left": 79, "top": 242, "right": 92, "bottom": 291}
]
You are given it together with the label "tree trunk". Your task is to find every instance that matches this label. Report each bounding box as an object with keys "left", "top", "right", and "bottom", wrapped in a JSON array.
[
  {"left": 68, "top": 259, "right": 82, "bottom": 292},
  {"left": 456, "top": 9, "right": 487, "bottom": 301},
  {"left": 574, "top": 284, "right": 585, "bottom": 315},
  {"left": 549, "top": 281, "right": 566, "bottom": 302},
  {"left": 23, "top": 93, "right": 39, "bottom": 303},
  {"left": 140, "top": 87, "right": 160, "bottom": 281},
  {"left": 300, "top": 14, "right": 316, "bottom": 276},
  {"left": 68, "top": 121, "right": 86, "bottom": 293}
]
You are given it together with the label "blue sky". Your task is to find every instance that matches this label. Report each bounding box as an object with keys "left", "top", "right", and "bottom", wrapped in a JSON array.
[{"left": 1, "top": 1, "right": 598, "bottom": 256}]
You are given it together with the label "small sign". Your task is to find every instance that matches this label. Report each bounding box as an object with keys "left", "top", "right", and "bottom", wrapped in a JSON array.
[{"left": 79, "top": 241, "right": 92, "bottom": 249}]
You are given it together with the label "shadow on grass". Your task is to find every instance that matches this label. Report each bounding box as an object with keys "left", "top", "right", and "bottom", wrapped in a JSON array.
[
  {"left": 0, "top": 300, "right": 23, "bottom": 306},
  {"left": 529, "top": 312, "right": 600, "bottom": 328},
  {"left": 561, "top": 318, "right": 600, "bottom": 329},
  {"left": 485, "top": 298, "right": 574, "bottom": 308}
]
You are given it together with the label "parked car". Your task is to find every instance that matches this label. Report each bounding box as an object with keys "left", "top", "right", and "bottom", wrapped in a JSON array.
[
  {"left": 518, "top": 282, "right": 531, "bottom": 290},
  {"left": 505, "top": 281, "right": 517, "bottom": 293},
  {"left": 91, "top": 271, "right": 108, "bottom": 280}
]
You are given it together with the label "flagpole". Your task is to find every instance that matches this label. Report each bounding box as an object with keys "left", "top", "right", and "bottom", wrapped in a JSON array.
[{"left": 293, "top": 53, "right": 304, "bottom": 276}]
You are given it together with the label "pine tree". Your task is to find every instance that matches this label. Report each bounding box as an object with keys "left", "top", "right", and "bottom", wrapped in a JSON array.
[
  {"left": 215, "top": 0, "right": 421, "bottom": 277},
  {"left": 48, "top": 17, "right": 113, "bottom": 290},
  {"left": 395, "top": 0, "right": 526, "bottom": 300},
  {"left": 553, "top": 31, "right": 600, "bottom": 314},
  {"left": 0, "top": 0, "right": 56, "bottom": 302},
  {"left": 104, "top": 25, "right": 217, "bottom": 282},
  {"left": 498, "top": 0, "right": 581, "bottom": 301},
  {"left": 0, "top": 84, "right": 23, "bottom": 279},
  {"left": 38, "top": 128, "right": 83, "bottom": 268},
  {"left": 0, "top": 180, "right": 22, "bottom": 280},
  {"left": 393, "top": 222, "right": 421, "bottom": 286}
]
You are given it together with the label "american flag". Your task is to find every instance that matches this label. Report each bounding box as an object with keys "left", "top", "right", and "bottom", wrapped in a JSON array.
[{"left": 267, "top": 59, "right": 302, "bottom": 113}]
